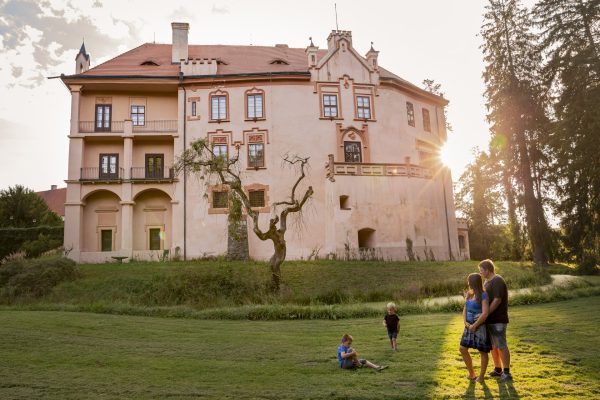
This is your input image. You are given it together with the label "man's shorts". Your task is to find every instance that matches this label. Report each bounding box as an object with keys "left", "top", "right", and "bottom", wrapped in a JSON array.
[
  {"left": 487, "top": 323, "right": 508, "bottom": 349},
  {"left": 340, "top": 358, "right": 367, "bottom": 369},
  {"left": 387, "top": 331, "right": 398, "bottom": 339}
]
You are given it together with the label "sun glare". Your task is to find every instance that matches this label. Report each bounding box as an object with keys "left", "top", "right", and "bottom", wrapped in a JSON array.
[{"left": 439, "top": 143, "right": 454, "bottom": 169}]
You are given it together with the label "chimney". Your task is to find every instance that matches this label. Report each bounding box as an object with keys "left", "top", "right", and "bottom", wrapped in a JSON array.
[
  {"left": 171, "top": 22, "right": 189, "bottom": 63},
  {"left": 51, "top": 185, "right": 57, "bottom": 190}
]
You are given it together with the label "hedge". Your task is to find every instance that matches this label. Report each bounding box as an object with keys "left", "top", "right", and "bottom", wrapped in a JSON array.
[{"left": 0, "top": 226, "right": 63, "bottom": 260}]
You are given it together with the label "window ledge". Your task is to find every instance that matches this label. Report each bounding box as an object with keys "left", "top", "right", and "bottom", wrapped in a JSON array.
[
  {"left": 208, "top": 119, "right": 230, "bottom": 123},
  {"left": 246, "top": 167, "right": 267, "bottom": 170},
  {"left": 244, "top": 118, "right": 266, "bottom": 122},
  {"left": 353, "top": 118, "right": 377, "bottom": 122},
  {"left": 319, "top": 117, "right": 344, "bottom": 121},
  {"left": 187, "top": 116, "right": 201, "bottom": 121},
  {"left": 208, "top": 208, "right": 229, "bottom": 215}
]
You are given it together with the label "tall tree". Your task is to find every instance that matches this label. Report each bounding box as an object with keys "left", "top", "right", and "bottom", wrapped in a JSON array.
[
  {"left": 456, "top": 149, "right": 507, "bottom": 259},
  {"left": 481, "top": 0, "right": 552, "bottom": 266},
  {"left": 0, "top": 185, "right": 62, "bottom": 228},
  {"left": 176, "top": 139, "right": 313, "bottom": 291},
  {"left": 533, "top": 0, "right": 600, "bottom": 264}
]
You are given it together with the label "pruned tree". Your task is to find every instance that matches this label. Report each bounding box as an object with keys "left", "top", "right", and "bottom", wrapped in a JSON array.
[{"left": 175, "top": 138, "right": 313, "bottom": 291}]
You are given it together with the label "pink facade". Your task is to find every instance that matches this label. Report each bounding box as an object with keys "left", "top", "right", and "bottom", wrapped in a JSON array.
[{"left": 61, "top": 23, "right": 461, "bottom": 263}]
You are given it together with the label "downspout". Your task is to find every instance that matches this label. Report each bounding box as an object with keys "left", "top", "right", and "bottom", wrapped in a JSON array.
[{"left": 179, "top": 72, "right": 187, "bottom": 260}]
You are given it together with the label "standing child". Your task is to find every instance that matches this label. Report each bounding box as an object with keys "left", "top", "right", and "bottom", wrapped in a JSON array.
[
  {"left": 337, "top": 334, "right": 387, "bottom": 371},
  {"left": 383, "top": 302, "right": 400, "bottom": 351}
]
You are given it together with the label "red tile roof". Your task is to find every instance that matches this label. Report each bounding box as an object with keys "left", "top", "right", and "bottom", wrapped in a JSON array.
[
  {"left": 67, "top": 43, "right": 444, "bottom": 104},
  {"left": 36, "top": 188, "right": 66, "bottom": 217}
]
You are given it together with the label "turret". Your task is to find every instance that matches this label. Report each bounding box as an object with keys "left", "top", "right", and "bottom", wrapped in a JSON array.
[{"left": 75, "top": 42, "right": 90, "bottom": 74}]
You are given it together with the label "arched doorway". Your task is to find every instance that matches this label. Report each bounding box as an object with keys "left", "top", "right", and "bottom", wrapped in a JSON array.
[
  {"left": 132, "top": 189, "right": 172, "bottom": 254},
  {"left": 81, "top": 190, "right": 122, "bottom": 252},
  {"left": 358, "top": 228, "right": 376, "bottom": 249}
]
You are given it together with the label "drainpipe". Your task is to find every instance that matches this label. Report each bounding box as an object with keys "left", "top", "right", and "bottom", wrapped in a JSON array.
[{"left": 179, "top": 72, "right": 187, "bottom": 260}]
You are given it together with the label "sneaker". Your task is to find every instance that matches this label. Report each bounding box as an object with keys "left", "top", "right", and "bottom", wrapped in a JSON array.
[
  {"left": 500, "top": 372, "right": 513, "bottom": 381},
  {"left": 488, "top": 370, "right": 502, "bottom": 378},
  {"left": 376, "top": 365, "right": 388, "bottom": 372}
]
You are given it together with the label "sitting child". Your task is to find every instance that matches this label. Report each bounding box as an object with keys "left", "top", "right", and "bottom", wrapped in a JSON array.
[{"left": 337, "top": 334, "right": 387, "bottom": 371}]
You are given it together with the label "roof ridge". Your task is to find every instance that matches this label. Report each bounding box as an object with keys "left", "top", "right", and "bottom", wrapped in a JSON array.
[{"left": 80, "top": 42, "right": 152, "bottom": 76}]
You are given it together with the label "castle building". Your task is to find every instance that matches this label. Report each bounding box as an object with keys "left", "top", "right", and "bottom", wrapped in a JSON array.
[{"left": 61, "top": 22, "right": 465, "bottom": 262}]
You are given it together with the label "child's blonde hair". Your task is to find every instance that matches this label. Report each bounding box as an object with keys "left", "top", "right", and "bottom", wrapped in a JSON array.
[{"left": 386, "top": 302, "right": 396, "bottom": 312}]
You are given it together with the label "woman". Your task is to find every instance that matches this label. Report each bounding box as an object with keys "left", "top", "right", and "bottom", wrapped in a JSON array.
[{"left": 459, "top": 273, "right": 491, "bottom": 382}]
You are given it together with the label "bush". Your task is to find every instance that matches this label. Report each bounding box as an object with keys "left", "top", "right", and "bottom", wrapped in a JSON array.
[
  {"left": 20, "top": 233, "right": 62, "bottom": 258},
  {"left": 575, "top": 254, "right": 599, "bottom": 276},
  {"left": 0, "top": 226, "right": 63, "bottom": 260},
  {"left": 0, "top": 256, "right": 79, "bottom": 302}
]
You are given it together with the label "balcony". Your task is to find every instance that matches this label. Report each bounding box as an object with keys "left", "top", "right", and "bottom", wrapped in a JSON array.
[
  {"left": 132, "top": 120, "right": 178, "bottom": 133},
  {"left": 330, "top": 162, "right": 433, "bottom": 179},
  {"left": 131, "top": 167, "right": 175, "bottom": 182},
  {"left": 78, "top": 120, "right": 177, "bottom": 135},
  {"left": 79, "top": 121, "right": 124, "bottom": 133},
  {"left": 80, "top": 167, "right": 124, "bottom": 182}
]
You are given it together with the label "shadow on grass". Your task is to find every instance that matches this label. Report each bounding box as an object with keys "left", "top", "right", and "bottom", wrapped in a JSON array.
[{"left": 497, "top": 380, "right": 520, "bottom": 399}]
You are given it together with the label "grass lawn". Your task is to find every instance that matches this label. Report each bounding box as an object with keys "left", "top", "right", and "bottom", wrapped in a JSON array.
[
  {"left": 34, "top": 260, "right": 558, "bottom": 309},
  {"left": 1, "top": 296, "right": 598, "bottom": 399}
]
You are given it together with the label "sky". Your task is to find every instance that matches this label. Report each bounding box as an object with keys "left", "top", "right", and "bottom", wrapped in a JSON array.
[{"left": 0, "top": 0, "right": 536, "bottom": 193}]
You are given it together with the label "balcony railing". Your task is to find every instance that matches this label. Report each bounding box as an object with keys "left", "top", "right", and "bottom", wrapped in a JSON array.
[
  {"left": 331, "top": 162, "right": 433, "bottom": 179},
  {"left": 132, "top": 120, "right": 178, "bottom": 133},
  {"left": 131, "top": 167, "right": 175, "bottom": 181},
  {"left": 80, "top": 167, "right": 124, "bottom": 182},
  {"left": 78, "top": 120, "right": 177, "bottom": 134},
  {"left": 79, "top": 121, "right": 124, "bottom": 133}
]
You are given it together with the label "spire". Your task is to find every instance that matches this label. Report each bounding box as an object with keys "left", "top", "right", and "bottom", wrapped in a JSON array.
[{"left": 76, "top": 40, "right": 89, "bottom": 61}]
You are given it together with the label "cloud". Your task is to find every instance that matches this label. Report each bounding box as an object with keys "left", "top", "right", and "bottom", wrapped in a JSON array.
[
  {"left": 92, "top": 0, "right": 102, "bottom": 7},
  {"left": 0, "top": 0, "right": 140, "bottom": 86},
  {"left": 11, "top": 65, "right": 22, "bottom": 77},
  {"left": 211, "top": 3, "right": 229, "bottom": 14}
]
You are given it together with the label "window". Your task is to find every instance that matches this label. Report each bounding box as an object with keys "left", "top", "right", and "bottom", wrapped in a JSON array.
[
  {"left": 99, "top": 154, "right": 118, "bottom": 179},
  {"left": 149, "top": 228, "right": 161, "bottom": 250},
  {"left": 422, "top": 108, "right": 431, "bottom": 132},
  {"left": 131, "top": 105, "right": 145, "bottom": 126},
  {"left": 101, "top": 230, "right": 112, "bottom": 252},
  {"left": 247, "top": 93, "right": 264, "bottom": 119},
  {"left": 356, "top": 96, "right": 371, "bottom": 119},
  {"left": 248, "top": 143, "right": 265, "bottom": 168},
  {"left": 407, "top": 102, "right": 415, "bottom": 127},
  {"left": 191, "top": 101, "right": 197, "bottom": 117},
  {"left": 211, "top": 95, "right": 227, "bottom": 120},
  {"left": 95, "top": 104, "right": 111, "bottom": 131},
  {"left": 323, "top": 94, "right": 338, "bottom": 118},
  {"left": 145, "top": 154, "right": 164, "bottom": 179},
  {"left": 339, "top": 195, "right": 350, "bottom": 210},
  {"left": 459, "top": 235, "right": 466, "bottom": 250},
  {"left": 213, "top": 191, "right": 228, "bottom": 209},
  {"left": 249, "top": 190, "right": 265, "bottom": 208},
  {"left": 212, "top": 143, "right": 228, "bottom": 159},
  {"left": 344, "top": 141, "right": 362, "bottom": 163}
]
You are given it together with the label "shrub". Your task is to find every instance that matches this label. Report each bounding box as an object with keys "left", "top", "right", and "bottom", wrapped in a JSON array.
[
  {"left": 575, "top": 253, "right": 599, "bottom": 276},
  {"left": 20, "top": 233, "right": 62, "bottom": 258},
  {"left": 0, "top": 256, "right": 79, "bottom": 302},
  {"left": 0, "top": 226, "right": 63, "bottom": 259}
]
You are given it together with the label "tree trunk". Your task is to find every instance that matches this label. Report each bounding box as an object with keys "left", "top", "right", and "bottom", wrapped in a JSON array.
[
  {"left": 268, "top": 235, "right": 286, "bottom": 292},
  {"left": 515, "top": 127, "right": 549, "bottom": 267},
  {"left": 501, "top": 167, "right": 522, "bottom": 260}
]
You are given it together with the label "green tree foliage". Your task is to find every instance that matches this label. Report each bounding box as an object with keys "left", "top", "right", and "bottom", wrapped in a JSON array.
[
  {"left": 481, "top": 0, "right": 552, "bottom": 266},
  {"left": 0, "top": 185, "right": 62, "bottom": 228},
  {"left": 456, "top": 149, "right": 513, "bottom": 260},
  {"left": 533, "top": 0, "right": 600, "bottom": 265}
]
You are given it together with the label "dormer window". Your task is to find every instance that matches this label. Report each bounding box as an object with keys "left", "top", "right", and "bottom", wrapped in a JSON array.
[
  {"left": 270, "top": 58, "right": 289, "bottom": 65},
  {"left": 140, "top": 60, "right": 159, "bottom": 66}
]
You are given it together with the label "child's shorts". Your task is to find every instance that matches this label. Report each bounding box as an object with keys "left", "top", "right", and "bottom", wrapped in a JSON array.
[
  {"left": 341, "top": 358, "right": 367, "bottom": 369},
  {"left": 387, "top": 330, "right": 398, "bottom": 339}
]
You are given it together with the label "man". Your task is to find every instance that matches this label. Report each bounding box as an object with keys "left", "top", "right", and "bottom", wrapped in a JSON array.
[{"left": 478, "top": 259, "right": 512, "bottom": 381}]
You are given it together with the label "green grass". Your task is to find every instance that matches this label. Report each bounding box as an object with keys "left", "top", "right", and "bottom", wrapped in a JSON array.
[
  {"left": 14, "top": 259, "right": 557, "bottom": 310},
  {"left": 1, "top": 296, "right": 599, "bottom": 399}
]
